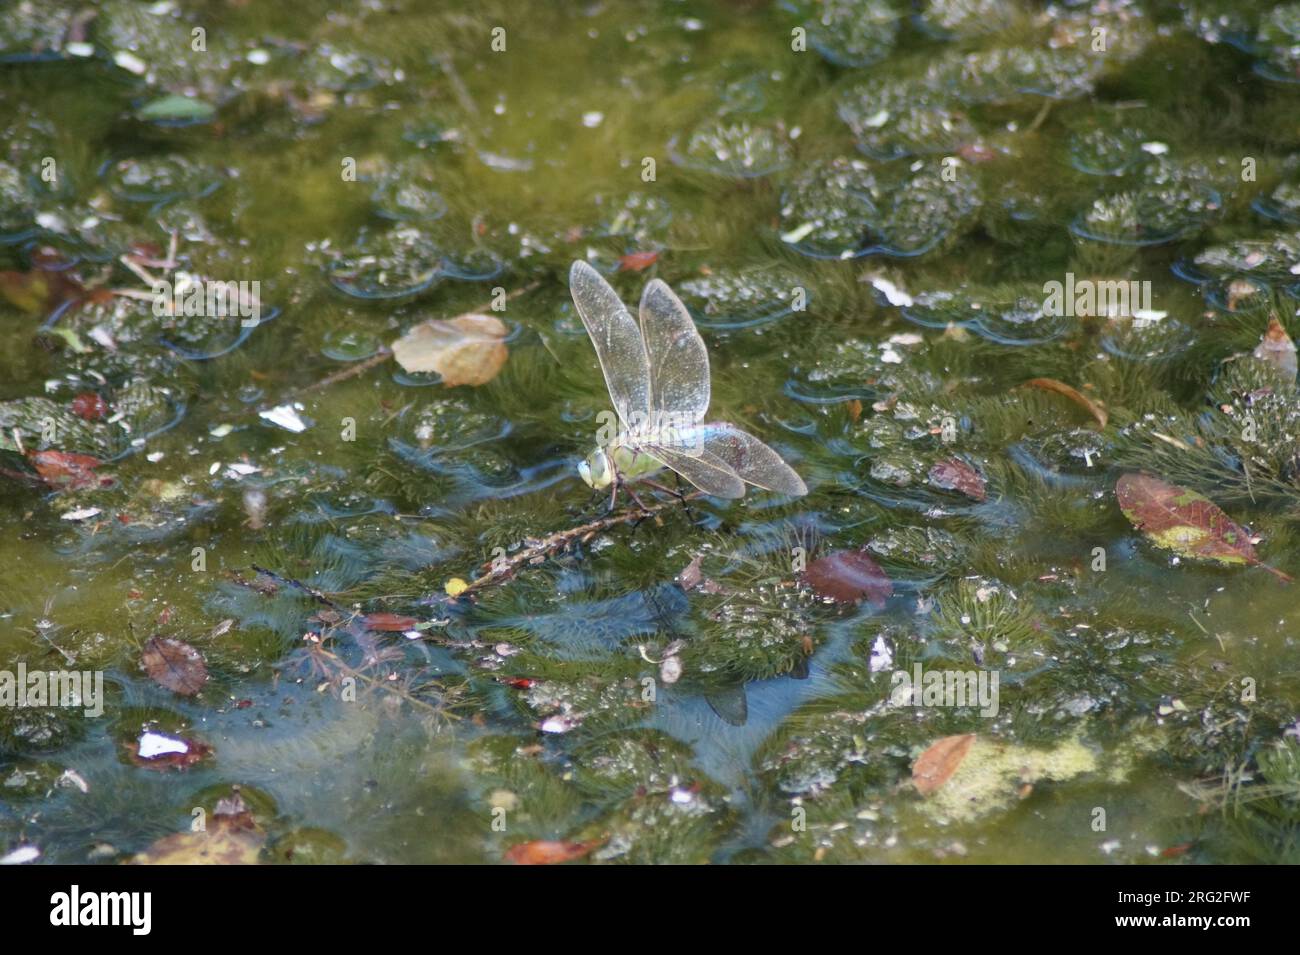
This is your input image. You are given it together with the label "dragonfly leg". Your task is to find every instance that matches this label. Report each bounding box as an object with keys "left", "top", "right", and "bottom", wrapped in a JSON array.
[
  {"left": 642, "top": 476, "right": 697, "bottom": 521},
  {"left": 625, "top": 483, "right": 652, "bottom": 512}
]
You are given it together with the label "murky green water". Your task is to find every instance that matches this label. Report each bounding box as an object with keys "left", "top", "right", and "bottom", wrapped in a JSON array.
[{"left": 4, "top": 0, "right": 1300, "bottom": 864}]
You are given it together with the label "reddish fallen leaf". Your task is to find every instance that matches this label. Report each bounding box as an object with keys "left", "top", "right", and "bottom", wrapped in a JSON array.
[
  {"left": 1022, "top": 377, "right": 1108, "bottom": 429},
  {"left": 618, "top": 251, "right": 659, "bottom": 272},
  {"left": 1160, "top": 841, "right": 1194, "bottom": 859},
  {"left": 1116, "top": 474, "right": 1292, "bottom": 582},
  {"left": 503, "top": 677, "right": 535, "bottom": 689},
  {"left": 802, "top": 549, "right": 893, "bottom": 607},
  {"left": 71, "top": 393, "right": 108, "bottom": 420},
  {"left": 363, "top": 613, "right": 419, "bottom": 632},
  {"left": 1252, "top": 316, "right": 1297, "bottom": 380},
  {"left": 912, "top": 733, "right": 976, "bottom": 795},
  {"left": 0, "top": 269, "right": 84, "bottom": 316},
  {"left": 957, "top": 142, "right": 997, "bottom": 163},
  {"left": 141, "top": 636, "right": 209, "bottom": 696},
  {"left": 504, "top": 839, "right": 602, "bottom": 865},
  {"left": 928, "top": 458, "right": 987, "bottom": 501},
  {"left": 676, "top": 555, "right": 705, "bottom": 591},
  {"left": 27, "top": 450, "right": 108, "bottom": 490}
]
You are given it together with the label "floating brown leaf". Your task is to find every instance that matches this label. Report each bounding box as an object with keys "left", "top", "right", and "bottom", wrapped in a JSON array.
[
  {"left": 141, "top": 637, "right": 209, "bottom": 696},
  {"left": 1022, "top": 377, "right": 1108, "bottom": 428},
  {"left": 912, "top": 733, "right": 976, "bottom": 795},
  {"left": 618, "top": 250, "right": 659, "bottom": 272},
  {"left": 802, "top": 549, "right": 893, "bottom": 606},
  {"left": 1251, "top": 316, "right": 1297, "bottom": 381},
  {"left": 1116, "top": 473, "right": 1291, "bottom": 582},
  {"left": 391, "top": 313, "right": 508, "bottom": 386},
  {"left": 504, "top": 839, "right": 602, "bottom": 865},
  {"left": 70, "top": 393, "right": 108, "bottom": 421},
  {"left": 362, "top": 612, "right": 419, "bottom": 632},
  {"left": 27, "top": 450, "right": 109, "bottom": 490},
  {"left": 928, "top": 458, "right": 986, "bottom": 501},
  {"left": 131, "top": 797, "right": 264, "bottom": 865}
]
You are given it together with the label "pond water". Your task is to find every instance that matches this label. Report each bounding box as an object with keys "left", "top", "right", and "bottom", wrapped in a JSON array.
[{"left": 3, "top": 0, "right": 1300, "bottom": 864}]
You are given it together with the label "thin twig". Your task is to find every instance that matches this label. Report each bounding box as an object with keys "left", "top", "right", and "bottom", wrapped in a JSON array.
[{"left": 454, "top": 492, "right": 701, "bottom": 598}]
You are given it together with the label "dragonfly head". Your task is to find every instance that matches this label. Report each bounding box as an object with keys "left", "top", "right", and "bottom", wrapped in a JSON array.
[{"left": 578, "top": 448, "right": 614, "bottom": 489}]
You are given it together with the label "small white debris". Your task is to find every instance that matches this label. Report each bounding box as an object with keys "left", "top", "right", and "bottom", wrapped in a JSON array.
[
  {"left": 780, "top": 222, "right": 816, "bottom": 244},
  {"left": 137, "top": 732, "right": 189, "bottom": 759},
  {"left": 88, "top": 326, "right": 118, "bottom": 350},
  {"left": 0, "top": 845, "right": 40, "bottom": 865},
  {"left": 539, "top": 714, "right": 579, "bottom": 734},
  {"left": 35, "top": 212, "right": 67, "bottom": 233},
  {"left": 66, "top": 42, "right": 94, "bottom": 58},
  {"left": 113, "top": 51, "right": 148, "bottom": 75},
  {"left": 887, "top": 332, "right": 924, "bottom": 346},
  {"left": 209, "top": 423, "right": 235, "bottom": 438},
  {"left": 60, "top": 507, "right": 101, "bottom": 522},
  {"left": 209, "top": 462, "right": 221, "bottom": 476},
  {"left": 1140, "top": 141, "right": 1168, "bottom": 155},
  {"left": 868, "top": 635, "right": 893, "bottom": 673},
  {"left": 258, "top": 404, "right": 310, "bottom": 433},
  {"left": 660, "top": 655, "right": 683, "bottom": 685},
  {"left": 862, "top": 109, "right": 890, "bottom": 128},
  {"left": 582, "top": 111, "right": 604, "bottom": 128},
  {"left": 57, "top": 769, "right": 90, "bottom": 794},
  {"left": 146, "top": 451, "right": 164, "bottom": 463},
  {"left": 669, "top": 786, "right": 695, "bottom": 805},
  {"left": 247, "top": 49, "right": 270, "bottom": 65},
  {"left": 870, "top": 276, "right": 913, "bottom": 307},
  {"left": 880, "top": 345, "right": 904, "bottom": 364},
  {"left": 225, "top": 461, "right": 261, "bottom": 477}
]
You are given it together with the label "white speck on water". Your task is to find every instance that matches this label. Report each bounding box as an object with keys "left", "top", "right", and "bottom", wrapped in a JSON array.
[
  {"left": 0, "top": 845, "right": 39, "bottom": 865},
  {"left": 870, "top": 276, "right": 913, "bottom": 307},
  {"left": 137, "top": 732, "right": 189, "bottom": 759},
  {"left": 259, "top": 404, "right": 310, "bottom": 433},
  {"left": 582, "top": 111, "right": 604, "bottom": 128}
]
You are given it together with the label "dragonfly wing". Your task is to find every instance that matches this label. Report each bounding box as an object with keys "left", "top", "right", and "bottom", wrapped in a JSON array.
[
  {"left": 642, "top": 443, "right": 746, "bottom": 498},
  {"left": 569, "top": 261, "right": 653, "bottom": 428},
  {"left": 640, "top": 277, "right": 710, "bottom": 425},
  {"left": 699, "top": 423, "right": 808, "bottom": 496}
]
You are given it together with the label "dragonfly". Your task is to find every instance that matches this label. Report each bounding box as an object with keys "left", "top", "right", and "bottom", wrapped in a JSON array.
[{"left": 568, "top": 260, "right": 808, "bottom": 508}]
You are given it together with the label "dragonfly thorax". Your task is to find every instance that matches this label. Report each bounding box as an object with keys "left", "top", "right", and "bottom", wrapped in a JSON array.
[{"left": 578, "top": 442, "right": 664, "bottom": 489}]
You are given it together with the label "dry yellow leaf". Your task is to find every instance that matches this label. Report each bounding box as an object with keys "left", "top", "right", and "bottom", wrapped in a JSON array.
[
  {"left": 912, "top": 733, "right": 976, "bottom": 796},
  {"left": 391, "top": 313, "right": 508, "bottom": 387}
]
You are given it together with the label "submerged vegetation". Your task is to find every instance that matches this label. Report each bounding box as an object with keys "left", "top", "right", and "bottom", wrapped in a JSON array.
[{"left": 3, "top": 0, "right": 1300, "bottom": 865}]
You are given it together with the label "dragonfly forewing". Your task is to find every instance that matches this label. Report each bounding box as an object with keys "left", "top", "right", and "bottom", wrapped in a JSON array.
[
  {"left": 639, "top": 278, "right": 711, "bottom": 425},
  {"left": 569, "top": 261, "right": 653, "bottom": 428}
]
